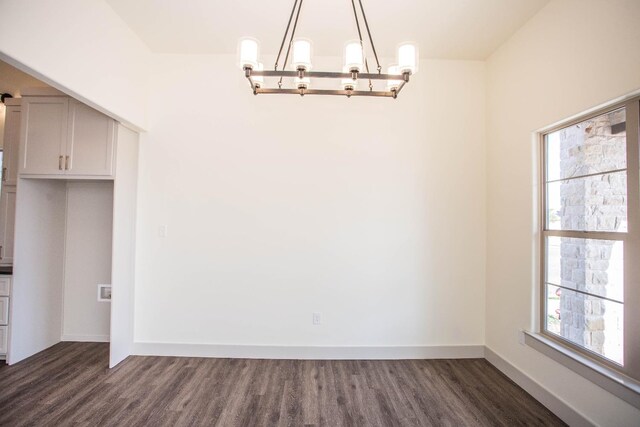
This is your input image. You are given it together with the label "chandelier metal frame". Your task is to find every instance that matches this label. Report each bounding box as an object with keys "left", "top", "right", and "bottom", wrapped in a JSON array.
[{"left": 243, "top": 0, "right": 412, "bottom": 99}]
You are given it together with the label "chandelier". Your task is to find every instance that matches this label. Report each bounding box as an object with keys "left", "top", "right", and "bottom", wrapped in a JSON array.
[{"left": 238, "top": 0, "right": 418, "bottom": 99}]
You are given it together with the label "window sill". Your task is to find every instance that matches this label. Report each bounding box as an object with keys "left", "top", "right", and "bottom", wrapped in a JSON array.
[{"left": 524, "top": 331, "right": 640, "bottom": 409}]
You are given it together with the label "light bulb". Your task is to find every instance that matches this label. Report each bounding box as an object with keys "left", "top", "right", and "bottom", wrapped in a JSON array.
[
  {"left": 238, "top": 37, "right": 259, "bottom": 70},
  {"left": 344, "top": 41, "right": 364, "bottom": 73},
  {"left": 295, "top": 77, "right": 310, "bottom": 89},
  {"left": 253, "top": 63, "right": 264, "bottom": 88},
  {"left": 292, "top": 38, "right": 312, "bottom": 71},
  {"left": 341, "top": 66, "right": 357, "bottom": 90},
  {"left": 397, "top": 42, "right": 418, "bottom": 74},
  {"left": 386, "top": 65, "right": 402, "bottom": 91}
]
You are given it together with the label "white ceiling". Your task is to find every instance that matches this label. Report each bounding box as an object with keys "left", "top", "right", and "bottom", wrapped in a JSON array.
[{"left": 106, "top": 0, "right": 549, "bottom": 60}]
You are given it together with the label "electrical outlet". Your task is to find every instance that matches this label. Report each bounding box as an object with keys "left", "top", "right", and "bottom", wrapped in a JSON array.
[
  {"left": 97, "top": 284, "right": 112, "bottom": 302},
  {"left": 158, "top": 225, "right": 168, "bottom": 238},
  {"left": 312, "top": 312, "right": 322, "bottom": 325}
]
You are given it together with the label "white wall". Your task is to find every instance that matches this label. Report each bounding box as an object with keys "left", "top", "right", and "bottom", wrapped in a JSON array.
[
  {"left": 62, "top": 181, "right": 113, "bottom": 342},
  {"left": 485, "top": 0, "right": 640, "bottom": 425},
  {"left": 133, "top": 54, "right": 486, "bottom": 354},
  {"left": 0, "top": 0, "right": 150, "bottom": 130}
]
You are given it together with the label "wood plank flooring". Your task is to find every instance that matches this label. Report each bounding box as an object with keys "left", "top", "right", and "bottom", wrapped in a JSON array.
[{"left": 0, "top": 342, "right": 565, "bottom": 426}]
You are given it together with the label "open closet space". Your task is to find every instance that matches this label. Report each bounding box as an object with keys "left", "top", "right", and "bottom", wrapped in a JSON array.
[
  {"left": 63, "top": 181, "right": 113, "bottom": 342},
  {"left": 0, "top": 64, "right": 139, "bottom": 368},
  {"left": 11, "top": 179, "right": 114, "bottom": 358},
  {"left": 10, "top": 127, "right": 138, "bottom": 368}
]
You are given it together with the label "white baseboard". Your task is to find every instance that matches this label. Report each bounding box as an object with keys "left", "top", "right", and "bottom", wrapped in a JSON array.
[
  {"left": 132, "top": 342, "right": 485, "bottom": 360},
  {"left": 61, "top": 334, "right": 110, "bottom": 343},
  {"left": 484, "top": 346, "right": 594, "bottom": 427}
]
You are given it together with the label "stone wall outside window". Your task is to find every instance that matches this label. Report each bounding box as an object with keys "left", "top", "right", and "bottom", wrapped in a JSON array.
[{"left": 558, "top": 110, "right": 626, "bottom": 357}]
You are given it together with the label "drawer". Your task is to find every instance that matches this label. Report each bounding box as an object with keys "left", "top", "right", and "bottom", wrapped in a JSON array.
[
  {"left": 0, "top": 277, "right": 10, "bottom": 296},
  {"left": 0, "top": 297, "right": 7, "bottom": 325},
  {"left": 0, "top": 325, "right": 7, "bottom": 354}
]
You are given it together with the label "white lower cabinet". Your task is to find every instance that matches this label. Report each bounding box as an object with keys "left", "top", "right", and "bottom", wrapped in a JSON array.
[
  {"left": 0, "top": 277, "right": 10, "bottom": 296},
  {"left": 0, "top": 276, "right": 11, "bottom": 357},
  {"left": 0, "top": 188, "right": 17, "bottom": 264},
  {"left": 0, "top": 297, "right": 8, "bottom": 325},
  {"left": 0, "top": 326, "right": 7, "bottom": 355}
]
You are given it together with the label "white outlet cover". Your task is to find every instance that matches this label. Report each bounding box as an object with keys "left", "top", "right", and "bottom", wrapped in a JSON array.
[{"left": 312, "top": 312, "right": 322, "bottom": 325}]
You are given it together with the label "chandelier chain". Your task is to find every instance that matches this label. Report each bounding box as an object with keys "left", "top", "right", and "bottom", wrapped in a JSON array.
[
  {"left": 350, "top": 0, "right": 373, "bottom": 90},
  {"left": 278, "top": 0, "right": 304, "bottom": 88},
  {"left": 275, "top": 0, "right": 299, "bottom": 72},
  {"left": 357, "top": 0, "right": 382, "bottom": 74}
]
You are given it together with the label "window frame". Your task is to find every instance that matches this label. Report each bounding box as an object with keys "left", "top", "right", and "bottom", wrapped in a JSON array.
[{"left": 539, "top": 95, "right": 640, "bottom": 382}]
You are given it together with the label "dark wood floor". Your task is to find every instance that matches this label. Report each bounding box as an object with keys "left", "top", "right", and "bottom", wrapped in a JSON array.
[{"left": 0, "top": 342, "right": 564, "bottom": 426}]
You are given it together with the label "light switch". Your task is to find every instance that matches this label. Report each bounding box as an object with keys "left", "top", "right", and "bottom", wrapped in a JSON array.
[{"left": 312, "top": 312, "right": 322, "bottom": 325}]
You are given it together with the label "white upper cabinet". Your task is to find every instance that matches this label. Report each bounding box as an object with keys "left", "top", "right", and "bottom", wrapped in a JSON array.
[
  {"left": 19, "top": 97, "right": 115, "bottom": 178},
  {"left": 20, "top": 97, "right": 68, "bottom": 176},
  {"left": 2, "top": 102, "right": 21, "bottom": 186},
  {"left": 66, "top": 100, "right": 115, "bottom": 176}
]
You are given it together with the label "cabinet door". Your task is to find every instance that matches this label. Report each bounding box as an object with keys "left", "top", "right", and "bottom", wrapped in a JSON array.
[
  {"left": 20, "top": 97, "right": 68, "bottom": 175},
  {"left": 2, "top": 105, "right": 21, "bottom": 185},
  {"left": 0, "top": 297, "right": 8, "bottom": 325},
  {"left": 0, "top": 187, "right": 16, "bottom": 265},
  {"left": 0, "top": 325, "right": 7, "bottom": 354},
  {"left": 0, "top": 277, "right": 10, "bottom": 296},
  {"left": 66, "top": 100, "right": 115, "bottom": 176}
]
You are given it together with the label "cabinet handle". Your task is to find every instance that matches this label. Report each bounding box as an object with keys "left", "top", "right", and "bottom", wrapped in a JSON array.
[
  {"left": 0, "top": 246, "right": 3, "bottom": 260},
  {"left": 65, "top": 155, "right": 70, "bottom": 171},
  {"left": 59, "top": 155, "right": 64, "bottom": 170},
  {"left": 1, "top": 168, "right": 5, "bottom": 182}
]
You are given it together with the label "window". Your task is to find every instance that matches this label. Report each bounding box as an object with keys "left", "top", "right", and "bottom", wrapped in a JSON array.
[{"left": 541, "top": 96, "right": 640, "bottom": 381}]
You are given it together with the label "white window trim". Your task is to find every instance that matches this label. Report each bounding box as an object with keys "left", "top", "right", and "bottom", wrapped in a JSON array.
[
  {"left": 524, "top": 332, "right": 640, "bottom": 409},
  {"left": 528, "top": 92, "right": 640, "bottom": 406}
]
